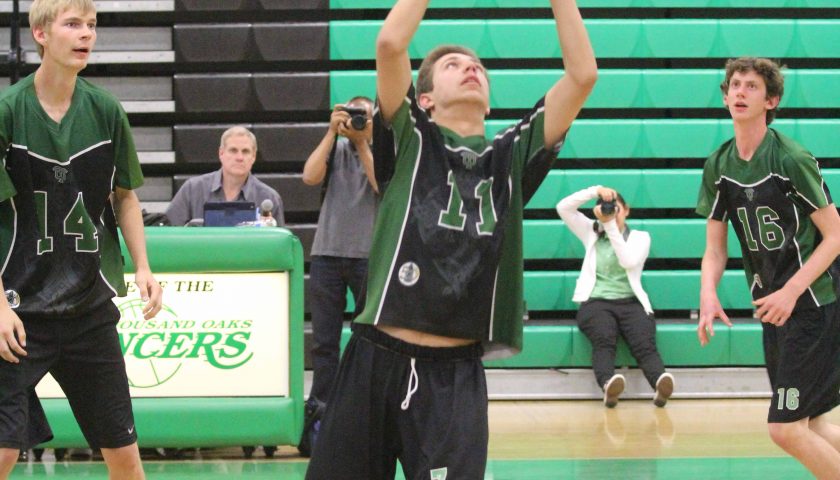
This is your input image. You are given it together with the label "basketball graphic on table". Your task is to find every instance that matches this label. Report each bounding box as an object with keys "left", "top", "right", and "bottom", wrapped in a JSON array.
[{"left": 117, "top": 299, "right": 183, "bottom": 389}]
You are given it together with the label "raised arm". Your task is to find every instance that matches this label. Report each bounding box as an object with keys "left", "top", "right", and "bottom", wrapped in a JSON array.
[
  {"left": 375, "top": 0, "right": 428, "bottom": 122},
  {"left": 698, "top": 219, "right": 731, "bottom": 346},
  {"left": 303, "top": 106, "right": 347, "bottom": 186},
  {"left": 543, "top": 0, "right": 598, "bottom": 148}
]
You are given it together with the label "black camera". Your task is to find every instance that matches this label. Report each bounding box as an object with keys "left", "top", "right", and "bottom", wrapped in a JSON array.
[
  {"left": 339, "top": 106, "right": 368, "bottom": 131},
  {"left": 596, "top": 197, "right": 617, "bottom": 215}
]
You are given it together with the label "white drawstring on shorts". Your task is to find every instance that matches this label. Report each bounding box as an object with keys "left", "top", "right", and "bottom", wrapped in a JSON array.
[{"left": 400, "top": 358, "right": 419, "bottom": 410}]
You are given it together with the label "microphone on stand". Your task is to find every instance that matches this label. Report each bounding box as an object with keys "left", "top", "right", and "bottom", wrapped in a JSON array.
[{"left": 259, "top": 199, "right": 277, "bottom": 227}]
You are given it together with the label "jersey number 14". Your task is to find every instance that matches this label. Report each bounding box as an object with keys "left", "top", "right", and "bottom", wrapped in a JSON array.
[{"left": 35, "top": 191, "right": 99, "bottom": 254}]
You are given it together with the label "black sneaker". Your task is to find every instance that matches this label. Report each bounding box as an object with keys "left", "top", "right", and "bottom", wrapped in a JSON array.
[
  {"left": 297, "top": 397, "right": 326, "bottom": 457},
  {"left": 654, "top": 373, "right": 674, "bottom": 408}
]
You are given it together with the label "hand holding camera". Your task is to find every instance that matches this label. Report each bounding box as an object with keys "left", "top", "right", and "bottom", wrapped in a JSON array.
[
  {"left": 594, "top": 186, "right": 620, "bottom": 222},
  {"left": 331, "top": 104, "right": 372, "bottom": 145}
]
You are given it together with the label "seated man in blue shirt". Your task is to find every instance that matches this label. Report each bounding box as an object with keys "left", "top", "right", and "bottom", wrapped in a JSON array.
[{"left": 165, "top": 126, "right": 284, "bottom": 226}]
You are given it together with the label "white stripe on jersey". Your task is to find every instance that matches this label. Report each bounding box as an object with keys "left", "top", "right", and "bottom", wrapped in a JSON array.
[
  {"left": 374, "top": 102, "right": 424, "bottom": 326},
  {"left": 0, "top": 197, "right": 17, "bottom": 276},
  {"left": 11, "top": 140, "right": 113, "bottom": 166}
]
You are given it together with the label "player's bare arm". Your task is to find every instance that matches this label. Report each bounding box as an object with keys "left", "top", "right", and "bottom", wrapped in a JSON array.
[
  {"left": 543, "top": 0, "right": 597, "bottom": 148},
  {"left": 0, "top": 277, "right": 25, "bottom": 363},
  {"left": 113, "top": 187, "right": 162, "bottom": 320},
  {"left": 753, "top": 204, "right": 840, "bottom": 326},
  {"left": 698, "top": 219, "right": 731, "bottom": 346},
  {"left": 375, "top": 0, "right": 428, "bottom": 122}
]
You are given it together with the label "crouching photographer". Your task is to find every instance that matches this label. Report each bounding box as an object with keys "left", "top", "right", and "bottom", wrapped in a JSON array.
[
  {"left": 556, "top": 186, "right": 673, "bottom": 408},
  {"left": 299, "top": 96, "right": 380, "bottom": 457}
]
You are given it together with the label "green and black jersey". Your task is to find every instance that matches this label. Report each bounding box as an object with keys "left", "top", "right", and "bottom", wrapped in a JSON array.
[
  {"left": 360, "top": 85, "right": 563, "bottom": 357},
  {"left": 0, "top": 74, "right": 143, "bottom": 317},
  {"left": 696, "top": 128, "right": 836, "bottom": 308}
]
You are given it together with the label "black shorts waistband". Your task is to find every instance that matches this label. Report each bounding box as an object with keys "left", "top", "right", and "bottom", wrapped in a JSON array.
[{"left": 351, "top": 323, "right": 484, "bottom": 361}]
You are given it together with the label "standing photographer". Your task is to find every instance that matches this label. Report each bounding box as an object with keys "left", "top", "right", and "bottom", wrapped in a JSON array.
[
  {"left": 556, "top": 185, "right": 673, "bottom": 408},
  {"left": 299, "top": 96, "right": 379, "bottom": 456}
]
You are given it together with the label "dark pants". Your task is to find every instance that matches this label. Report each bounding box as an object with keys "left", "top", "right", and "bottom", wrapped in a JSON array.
[
  {"left": 306, "top": 324, "right": 487, "bottom": 480},
  {"left": 309, "top": 255, "right": 368, "bottom": 403},
  {"left": 576, "top": 298, "right": 665, "bottom": 389}
]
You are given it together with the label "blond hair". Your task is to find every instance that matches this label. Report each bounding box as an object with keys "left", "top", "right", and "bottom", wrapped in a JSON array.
[{"left": 29, "top": 0, "right": 96, "bottom": 58}]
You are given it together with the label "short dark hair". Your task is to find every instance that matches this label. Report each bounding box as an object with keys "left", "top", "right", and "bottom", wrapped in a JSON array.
[
  {"left": 347, "top": 96, "right": 374, "bottom": 115},
  {"left": 416, "top": 45, "right": 483, "bottom": 97},
  {"left": 720, "top": 57, "right": 785, "bottom": 125}
]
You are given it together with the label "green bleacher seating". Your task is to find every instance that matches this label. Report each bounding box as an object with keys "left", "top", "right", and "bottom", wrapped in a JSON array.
[
  {"left": 526, "top": 169, "right": 840, "bottom": 209},
  {"left": 331, "top": 69, "right": 840, "bottom": 109},
  {"left": 332, "top": 323, "right": 764, "bottom": 368},
  {"left": 330, "top": 20, "right": 840, "bottom": 60},
  {"left": 487, "top": 119, "right": 840, "bottom": 159},
  {"left": 523, "top": 219, "right": 744, "bottom": 259},
  {"left": 524, "top": 270, "right": 752, "bottom": 311}
]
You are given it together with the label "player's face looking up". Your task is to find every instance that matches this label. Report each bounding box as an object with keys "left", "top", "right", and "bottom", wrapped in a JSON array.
[
  {"left": 723, "top": 70, "right": 780, "bottom": 124},
  {"left": 33, "top": 7, "right": 97, "bottom": 72},
  {"left": 421, "top": 53, "right": 490, "bottom": 114}
]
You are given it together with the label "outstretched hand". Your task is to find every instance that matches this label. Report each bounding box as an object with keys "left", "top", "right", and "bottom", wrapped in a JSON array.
[
  {"left": 135, "top": 269, "right": 163, "bottom": 320},
  {"left": 697, "top": 293, "right": 732, "bottom": 346}
]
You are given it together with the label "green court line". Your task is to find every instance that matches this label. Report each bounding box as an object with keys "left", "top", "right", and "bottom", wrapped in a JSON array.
[{"left": 10, "top": 456, "right": 812, "bottom": 479}]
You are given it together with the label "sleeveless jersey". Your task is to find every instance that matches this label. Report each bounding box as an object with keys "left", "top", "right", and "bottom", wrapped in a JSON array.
[
  {"left": 0, "top": 74, "right": 144, "bottom": 317},
  {"left": 696, "top": 128, "right": 836, "bottom": 308},
  {"left": 357, "top": 85, "right": 563, "bottom": 357}
]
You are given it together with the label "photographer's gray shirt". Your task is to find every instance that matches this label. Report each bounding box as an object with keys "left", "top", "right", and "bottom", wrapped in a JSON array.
[
  {"left": 165, "top": 169, "right": 285, "bottom": 226},
  {"left": 312, "top": 138, "right": 379, "bottom": 258}
]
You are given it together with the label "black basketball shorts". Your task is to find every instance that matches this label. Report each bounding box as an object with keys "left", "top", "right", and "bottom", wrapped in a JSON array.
[
  {"left": 306, "top": 323, "right": 488, "bottom": 480},
  {"left": 764, "top": 301, "right": 840, "bottom": 423},
  {"left": 0, "top": 301, "right": 138, "bottom": 450}
]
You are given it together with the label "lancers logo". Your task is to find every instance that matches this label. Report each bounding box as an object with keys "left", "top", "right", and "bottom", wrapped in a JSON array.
[
  {"left": 116, "top": 298, "right": 254, "bottom": 389},
  {"left": 745, "top": 188, "right": 755, "bottom": 202}
]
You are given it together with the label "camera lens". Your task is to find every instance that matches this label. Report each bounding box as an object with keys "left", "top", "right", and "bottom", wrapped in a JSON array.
[{"left": 350, "top": 114, "right": 367, "bottom": 131}]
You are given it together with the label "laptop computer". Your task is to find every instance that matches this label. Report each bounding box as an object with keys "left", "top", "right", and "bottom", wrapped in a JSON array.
[{"left": 203, "top": 201, "right": 256, "bottom": 227}]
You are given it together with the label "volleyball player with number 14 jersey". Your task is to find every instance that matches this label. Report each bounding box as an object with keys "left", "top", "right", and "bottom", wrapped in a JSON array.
[{"left": 0, "top": 1, "right": 162, "bottom": 479}]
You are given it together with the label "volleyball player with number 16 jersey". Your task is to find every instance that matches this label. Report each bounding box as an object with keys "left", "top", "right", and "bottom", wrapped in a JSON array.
[{"left": 696, "top": 57, "right": 840, "bottom": 479}]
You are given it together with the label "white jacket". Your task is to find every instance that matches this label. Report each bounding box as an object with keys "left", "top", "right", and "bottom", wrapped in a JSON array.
[{"left": 555, "top": 186, "right": 653, "bottom": 314}]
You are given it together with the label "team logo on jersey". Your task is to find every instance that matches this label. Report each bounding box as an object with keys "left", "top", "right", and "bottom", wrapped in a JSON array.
[
  {"left": 398, "top": 262, "right": 420, "bottom": 286},
  {"left": 460, "top": 151, "right": 478, "bottom": 170},
  {"left": 745, "top": 188, "right": 755, "bottom": 202},
  {"left": 53, "top": 166, "right": 68, "bottom": 183},
  {"left": 753, "top": 273, "right": 763, "bottom": 289}
]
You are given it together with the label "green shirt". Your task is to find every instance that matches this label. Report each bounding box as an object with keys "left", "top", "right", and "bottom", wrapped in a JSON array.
[
  {"left": 0, "top": 73, "right": 143, "bottom": 317},
  {"left": 696, "top": 128, "right": 835, "bottom": 308},
  {"left": 591, "top": 235, "right": 635, "bottom": 300},
  {"left": 362, "top": 85, "right": 563, "bottom": 357}
]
